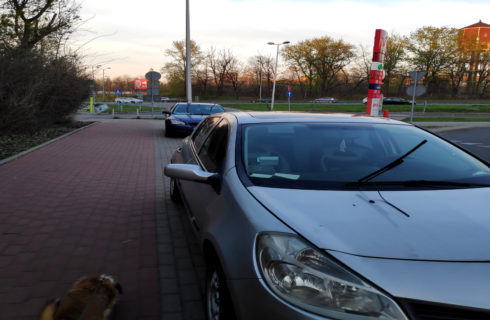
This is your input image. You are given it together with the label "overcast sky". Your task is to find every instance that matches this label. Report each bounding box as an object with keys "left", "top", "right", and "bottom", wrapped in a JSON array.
[{"left": 76, "top": 0, "right": 489, "bottom": 79}]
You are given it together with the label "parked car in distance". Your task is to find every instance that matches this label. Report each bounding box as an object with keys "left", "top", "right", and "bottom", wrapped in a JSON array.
[
  {"left": 362, "top": 97, "right": 415, "bottom": 105},
  {"left": 383, "top": 97, "right": 413, "bottom": 105},
  {"left": 162, "top": 102, "right": 225, "bottom": 137},
  {"left": 81, "top": 103, "right": 109, "bottom": 113},
  {"left": 115, "top": 97, "right": 143, "bottom": 104},
  {"left": 163, "top": 97, "right": 186, "bottom": 103},
  {"left": 165, "top": 111, "right": 490, "bottom": 320},
  {"left": 251, "top": 98, "right": 272, "bottom": 103},
  {"left": 313, "top": 97, "right": 337, "bottom": 103}
]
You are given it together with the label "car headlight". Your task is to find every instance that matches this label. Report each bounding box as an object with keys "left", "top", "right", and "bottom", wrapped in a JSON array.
[
  {"left": 170, "top": 120, "right": 186, "bottom": 125},
  {"left": 256, "top": 233, "right": 408, "bottom": 320}
]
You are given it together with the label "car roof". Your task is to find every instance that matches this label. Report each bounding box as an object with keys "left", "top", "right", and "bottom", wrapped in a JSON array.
[{"left": 228, "top": 112, "right": 410, "bottom": 126}]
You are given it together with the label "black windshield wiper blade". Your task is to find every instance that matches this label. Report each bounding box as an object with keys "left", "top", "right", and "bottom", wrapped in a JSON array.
[
  {"left": 403, "top": 180, "right": 490, "bottom": 188},
  {"left": 358, "top": 139, "right": 427, "bottom": 183}
]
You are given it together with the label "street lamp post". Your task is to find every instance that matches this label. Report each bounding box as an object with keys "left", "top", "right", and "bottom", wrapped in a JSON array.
[
  {"left": 268, "top": 41, "right": 290, "bottom": 111},
  {"left": 185, "top": 0, "right": 192, "bottom": 103},
  {"left": 102, "top": 67, "right": 111, "bottom": 102}
]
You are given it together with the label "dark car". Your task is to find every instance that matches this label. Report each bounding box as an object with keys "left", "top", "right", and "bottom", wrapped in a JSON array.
[
  {"left": 251, "top": 98, "right": 272, "bottom": 103},
  {"left": 383, "top": 97, "right": 413, "bottom": 105},
  {"left": 162, "top": 102, "right": 225, "bottom": 137}
]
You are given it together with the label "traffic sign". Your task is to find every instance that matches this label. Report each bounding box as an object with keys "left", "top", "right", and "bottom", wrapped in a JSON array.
[
  {"left": 115, "top": 89, "right": 122, "bottom": 95},
  {"left": 409, "top": 71, "right": 427, "bottom": 83},
  {"left": 406, "top": 84, "right": 426, "bottom": 97},
  {"left": 145, "top": 71, "right": 161, "bottom": 81},
  {"left": 286, "top": 91, "right": 293, "bottom": 98}
]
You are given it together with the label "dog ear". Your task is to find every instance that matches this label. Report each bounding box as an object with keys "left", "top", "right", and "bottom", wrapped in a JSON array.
[{"left": 114, "top": 283, "right": 123, "bottom": 294}]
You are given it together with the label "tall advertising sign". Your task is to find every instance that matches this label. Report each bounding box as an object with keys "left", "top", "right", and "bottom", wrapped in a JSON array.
[
  {"left": 366, "top": 29, "right": 388, "bottom": 116},
  {"left": 134, "top": 79, "right": 148, "bottom": 90}
]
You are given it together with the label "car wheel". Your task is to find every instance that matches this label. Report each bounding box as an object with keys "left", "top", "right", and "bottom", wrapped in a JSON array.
[
  {"left": 165, "top": 125, "right": 173, "bottom": 137},
  {"left": 169, "top": 178, "right": 181, "bottom": 202},
  {"left": 206, "top": 262, "right": 236, "bottom": 320}
]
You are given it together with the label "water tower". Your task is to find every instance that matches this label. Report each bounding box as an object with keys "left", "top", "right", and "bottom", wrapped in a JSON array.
[{"left": 459, "top": 20, "right": 490, "bottom": 94}]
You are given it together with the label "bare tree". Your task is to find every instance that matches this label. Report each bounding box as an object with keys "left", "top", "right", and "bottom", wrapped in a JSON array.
[
  {"left": 347, "top": 44, "right": 371, "bottom": 95},
  {"left": 1, "top": 0, "right": 81, "bottom": 51},
  {"left": 208, "top": 48, "right": 235, "bottom": 97},
  {"left": 248, "top": 54, "right": 274, "bottom": 98},
  {"left": 195, "top": 58, "right": 211, "bottom": 97},
  {"left": 226, "top": 58, "right": 243, "bottom": 99}
]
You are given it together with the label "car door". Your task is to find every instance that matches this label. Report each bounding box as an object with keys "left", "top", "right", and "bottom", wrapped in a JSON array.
[{"left": 180, "top": 118, "right": 230, "bottom": 233}]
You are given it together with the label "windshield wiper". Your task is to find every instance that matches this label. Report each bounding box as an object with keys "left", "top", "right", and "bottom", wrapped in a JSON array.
[
  {"left": 358, "top": 139, "right": 427, "bottom": 183},
  {"left": 402, "top": 180, "right": 490, "bottom": 188}
]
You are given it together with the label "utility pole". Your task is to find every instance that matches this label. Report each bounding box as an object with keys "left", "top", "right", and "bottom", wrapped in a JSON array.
[{"left": 185, "top": 0, "right": 192, "bottom": 103}]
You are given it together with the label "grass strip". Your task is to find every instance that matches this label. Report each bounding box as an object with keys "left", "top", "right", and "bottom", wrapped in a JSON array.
[{"left": 406, "top": 117, "right": 490, "bottom": 122}]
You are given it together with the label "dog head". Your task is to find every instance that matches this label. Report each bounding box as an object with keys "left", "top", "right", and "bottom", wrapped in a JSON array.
[{"left": 51, "top": 274, "right": 123, "bottom": 320}]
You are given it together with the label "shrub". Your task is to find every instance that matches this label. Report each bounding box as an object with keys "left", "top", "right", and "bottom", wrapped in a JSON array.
[{"left": 0, "top": 49, "right": 89, "bottom": 133}]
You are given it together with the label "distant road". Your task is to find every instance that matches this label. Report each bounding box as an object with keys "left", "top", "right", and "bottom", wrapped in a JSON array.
[{"left": 438, "top": 128, "right": 490, "bottom": 162}]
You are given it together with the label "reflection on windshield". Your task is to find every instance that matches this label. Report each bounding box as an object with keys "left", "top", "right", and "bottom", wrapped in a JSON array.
[
  {"left": 173, "top": 104, "right": 224, "bottom": 115},
  {"left": 241, "top": 123, "right": 490, "bottom": 189}
]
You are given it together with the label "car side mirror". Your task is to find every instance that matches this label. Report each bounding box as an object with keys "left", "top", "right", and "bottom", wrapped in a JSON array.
[
  {"left": 164, "top": 164, "right": 221, "bottom": 192},
  {"left": 162, "top": 110, "right": 171, "bottom": 115},
  {"left": 164, "top": 164, "right": 216, "bottom": 180}
]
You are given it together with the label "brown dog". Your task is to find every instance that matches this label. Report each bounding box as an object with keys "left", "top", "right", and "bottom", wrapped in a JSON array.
[{"left": 39, "top": 274, "right": 122, "bottom": 320}]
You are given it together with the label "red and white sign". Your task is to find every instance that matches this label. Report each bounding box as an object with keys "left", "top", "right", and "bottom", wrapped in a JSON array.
[
  {"left": 366, "top": 29, "right": 388, "bottom": 117},
  {"left": 134, "top": 79, "right": 148, "bottom": 90},
  {"left": 372, "top": 29, "right": 389, "bottom": 62}
]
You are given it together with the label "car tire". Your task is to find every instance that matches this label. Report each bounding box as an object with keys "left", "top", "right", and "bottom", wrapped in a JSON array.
[
  {"left": 169, "top": 178, "right": 181, "bottom": 202},
  {"left": 206, "top": 261, "right": 236, "bottom": 320},
  {"left": 165, "top": 125, "right": 173, "bottom": 137}
]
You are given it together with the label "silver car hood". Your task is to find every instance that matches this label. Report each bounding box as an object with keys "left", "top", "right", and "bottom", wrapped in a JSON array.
[{"left": 248, "top": 186, "right": 490, "bottom": 261}]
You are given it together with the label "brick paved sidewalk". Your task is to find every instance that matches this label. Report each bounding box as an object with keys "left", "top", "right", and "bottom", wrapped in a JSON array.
[{"left": 0, "top": 120, "right": 205, "bottom": 320}]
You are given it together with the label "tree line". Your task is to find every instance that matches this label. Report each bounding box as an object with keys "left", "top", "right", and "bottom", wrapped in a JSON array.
[{"left": 158, "top": 26, "right": 489, "bottom": 100}]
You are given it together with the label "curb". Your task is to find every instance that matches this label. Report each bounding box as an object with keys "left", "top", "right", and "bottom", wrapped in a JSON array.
[{"left": 0, "top": 122, "right": 99, "bottom": 167}]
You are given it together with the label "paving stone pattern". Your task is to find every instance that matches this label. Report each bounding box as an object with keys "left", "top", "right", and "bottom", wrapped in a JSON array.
[{"left": 0, "top": 120, "right": 206, "bottom": 320}]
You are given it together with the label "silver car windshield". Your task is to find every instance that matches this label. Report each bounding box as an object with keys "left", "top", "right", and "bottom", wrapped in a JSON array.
[{"left": 241, "top": 123, "right": 490, "bottom": 189}]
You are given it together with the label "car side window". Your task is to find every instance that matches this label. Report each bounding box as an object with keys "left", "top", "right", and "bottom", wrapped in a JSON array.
[
  {"left": 198, "top": 120, "right": 229, "bottom": 172},
  {"left": 192, "top": 117, "right": 220, "bottom": 151}
]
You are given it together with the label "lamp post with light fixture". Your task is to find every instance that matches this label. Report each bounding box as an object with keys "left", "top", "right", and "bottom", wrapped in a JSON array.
[
  {"left": 186, "top": 0, "right": 192, "bottom": 103},
  {"left": 268, "top": 41, "right": 290, "bottom": 111}
]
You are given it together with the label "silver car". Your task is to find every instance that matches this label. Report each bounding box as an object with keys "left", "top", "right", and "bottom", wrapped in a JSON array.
[{"left": 164, "top": 112, "right": 490, "bottom": 320}]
